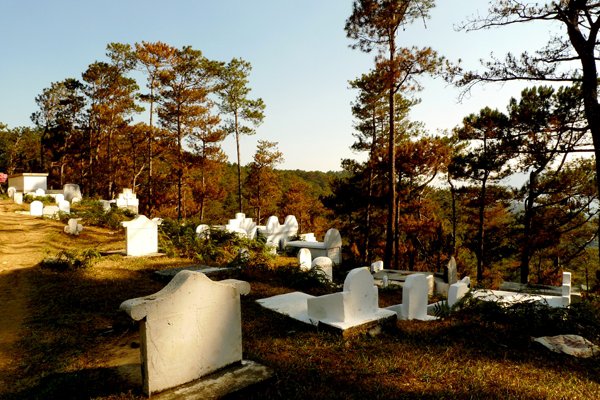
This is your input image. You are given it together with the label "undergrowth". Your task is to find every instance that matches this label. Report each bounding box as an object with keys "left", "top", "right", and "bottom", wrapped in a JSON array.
[{"left": 40, "top": 249, "right": 102, "bottom": 271}]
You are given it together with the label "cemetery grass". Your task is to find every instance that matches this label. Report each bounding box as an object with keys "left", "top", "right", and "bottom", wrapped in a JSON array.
[{"left": 0, "top": 201, "right": 599, "bottom": 399}]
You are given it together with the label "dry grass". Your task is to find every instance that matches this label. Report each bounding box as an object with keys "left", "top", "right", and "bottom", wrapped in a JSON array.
[{"left": 3, "top": 253, "right": 600, "bottom": 399}]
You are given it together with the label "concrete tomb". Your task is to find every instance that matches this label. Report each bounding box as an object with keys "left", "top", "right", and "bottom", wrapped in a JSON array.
[
  {"left": 387, "top": 274, "right": 437, "bottom": 321},
  {"left": 8, "top": 173, "right": 48, "bottom": 193},
  {"left": 285, "top": 228, "right": 342, "bottom": 265},
  {"left": 312, "top": 257, "right": 333, "bottom": 282},
  {"left": 121, "top": 215, "right": 162, "bottom": 256},
  {"left": 64, "top": 218, "right": 83, "bottom": 235},
  {"left": 30, "top": 200, "right": 43, "bottom": 217},
  {"left": 120, "top": 270, "right": 246, "bottom": 396},
  {"left": 257, "top": 267, "right": 396, "bottom": 332},
  {"left": 224, "top": 213, "right": 257, "bottom": 239},
  {"left": 257, "top": 215, "right": 299, "bottom": 248},
  {"left": 298, "top": 248, "right": 312, "bottom": 271},
  {"left": 471, "top": 272, "right": 572, "bottom": 308}
]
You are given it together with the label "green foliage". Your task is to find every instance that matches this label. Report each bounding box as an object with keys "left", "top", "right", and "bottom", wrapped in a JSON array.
[
  {"left": 456, "top": 293, "right": 600, "bottom": 341},
  {"left": 23, "top": 194, "right": 55, "bottom": 205},
  {"left": 69, "top": 200, "right": 135, "bottom": 230},
  {"left": 40, "top": 249, "right": 101, "bottom": 271},
  {"left": 158, "top": 218, "right": 275, "bottom": 268}
]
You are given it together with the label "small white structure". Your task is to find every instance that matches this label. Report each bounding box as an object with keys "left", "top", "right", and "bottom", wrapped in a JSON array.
[
  {"left": 42, "top": 205, "right": 60, "bottom": 218},
  {"left": 64, "top": 218, "right": 83, "bottom": 235},
  {"left": 195, "top": 224, "right": 210, "bottom": 238},
  {"left": 30, "top": 200, "right": 43, "bottom": 217},
  {"left": 35, "top": 188, "right": 46, "bottom": 196},
  {"left": 121, "top": 215, "right": 162, "bottom": 256},
  {"left": 285, "top": 228, "right": 342, "bottom": 265},
  {"left": 298, "top": 248, "right": 312, "bottom": 271},
  {"left": 98, "top": 200, "right": 112, "bottom": 213},
  {"left": 58, "top": 200, "right": 70, "bottom": 213},
  {"left": 13, "top": 192, "right": 23, "bottom": 205},
  {"left": 371, "top": 260, "right": 384, "bottom": 273},
  {"left": 54, "top": 194, "right": 65, "bottom": 204},
  {"left": 7, "top": 186, "right": 16, "bottom": 199},
  {"left": 448, "top": 277, "right": 471, "bottom": 308},
  {"left": 63, "top": 183, "right": 82, "bottom": 202},
  {"left": 312, "top": 257, "right": 333, "bottom": 282},
  {"left": 8, "top": 173, "right": 48, "bottom": 193},
  {"left": 120, "top": 271, "right": 244, "bottom": 396},
  {"left": 257, "top": 215, "right": 299, "bottom": 248},
  {"left": 116, "top": 188, "right": 139, "bottom": 213},
  {"left": 470, "top": 272, "right": 572, "bottom": 308},
  {"left": 257, "top": 267, "right": 396, "bottom": 332},
  {"left": 224, "top": 213, "right": 257, "bottom": 239},
  {"left": 387, "top": 274, "right": 437, "bottom": 321}
]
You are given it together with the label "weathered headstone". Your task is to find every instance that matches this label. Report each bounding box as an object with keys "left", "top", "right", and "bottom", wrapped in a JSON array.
[
  {"left": 54, "top": 194, "right": 65, "bottom": 204},
  {"left": 63, "top": 183, "right": 82, "bottom": 202},
  {"left": 312, "top": 256, "right": 333, "bottom": 282},
  {"left": 7, "top": 186, "right": 16, "bottom": 199},
  {"left": 58, "top": 199, "right": 70, "bottom": 213},
  {"left": 99, "top": 200, "right": 112, "bottom": 212},
  {"left": 30, "top": 200, "right": 43, "bottom": 216},
  {"left": 120, "top": 270, "right": 244, "bottom": 396},
  {"left": 35, "top": 188, "right": 45, "bottom": 196},
  {"left": 392, "top": 274, "right": 435, "bottom": 321},
  {"left": 448, "top": 280, "right": 469, "bottom": 308},
  {"left": 195, "top": 224, "right": 210, "bottom": 239},
  {"left": 121, "top": 215, "right": 161, "bottom": 256},
  {"left": 298, "top": 248, "right": 312, "bottom": 271},
  {"left": 13, "top": 192, "right": 23, "bottom": 205},
  {"left": 447, "top": 256, "right": 458, "bottom": 284}
]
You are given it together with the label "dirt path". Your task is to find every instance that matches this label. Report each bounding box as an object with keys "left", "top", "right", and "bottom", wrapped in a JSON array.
[{"left": 0, "top": 199, "right": 125, "bottom": 390}]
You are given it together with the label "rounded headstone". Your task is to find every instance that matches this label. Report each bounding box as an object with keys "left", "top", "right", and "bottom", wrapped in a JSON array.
[
  {"left": 63, "top": 184, "right": 82, "bottom": 202},
  {"left": 13, "top": 192, "right": 23, "bottom": 205},
  {"left": 298, "top": 248, "right": 312, "bottom": 271},
  {"left": 35, "top": 188, "right": 46, "bottom": 196},
  {"left": 55, "top": 194, "right": 65, "bottom": 204},
  {"left": 30, "top": 200, "right": 43, "bottom": 216},
  {"left": 311, "top": 256, "right": 333, "bottom": 282},
  {"left": 7, "top": 187, "right": 16, "bottom": 199},
  {"left": 58, "top": 199, "right": 70, "bottom": 213}
]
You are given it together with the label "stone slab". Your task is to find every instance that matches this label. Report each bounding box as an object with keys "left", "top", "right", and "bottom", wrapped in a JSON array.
[
  {"left": 151, "top": 360, "right": 273, "bottom": 400},
  {"left": 256, "top": 292, "right": 316, "bottom": 324}
]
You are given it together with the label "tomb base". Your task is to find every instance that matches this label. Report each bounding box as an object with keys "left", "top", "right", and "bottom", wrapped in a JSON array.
[
  {"left": 317, "top": 314, "right": 398, "bottom": 338},
  {"left": 150, "top": 360, "right": 273, "bottom": 400}
]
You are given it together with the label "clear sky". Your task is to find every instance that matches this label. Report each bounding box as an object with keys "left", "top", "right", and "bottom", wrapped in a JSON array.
[{"left": 0, "top": 1, "right": 562, "bottom": 171}]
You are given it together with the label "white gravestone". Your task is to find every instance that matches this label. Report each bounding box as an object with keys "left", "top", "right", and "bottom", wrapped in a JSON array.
[
  {"left": 371, "top": 260, "right": 384, "bottom": 273},
  {"left": 298, "top": 248, "right": 312, "bottom": 271},
  {"left": 35, "top": 188, "right": 45, "bottom": 196},
  {"left": 311, "top": 257, "right": 333, "bottom": 282},
  {"left": 120, "top": 271, "right": 244, "bottom": 396},
  {"left": 448, "top": 280, "right": 470, "bottom": 308},
  {"left": 196, "top": 224, "right": 210, "bottom": 239},
  {"left": 387, "top": 274, "right": 437, "bottom": 321},
  {"left": 58, "top": 200, "right": 70, "bottom": 213},
  {"left": 30, "top": 200, "right": 43, "bottom": 216},
  {"left": 7, "top": 187, "right": 16, "bottom": 199},
  {"left": 121, "top": 215, "right": 161, "bottom": 256},
  {"left": 64, "top": 218, "right": 83, "bottom": 235},
  {"left": 54, "top": 194, "right": 65, "bottom": 204},
  {"left": 225, "top": 213, "right": 257, "bottom": 239},
  {"left": 13, "top": 192, "right": 23, "bottom": 205},
  {"left": 306, "top": 267, "right": 396, "bottom": 329}
]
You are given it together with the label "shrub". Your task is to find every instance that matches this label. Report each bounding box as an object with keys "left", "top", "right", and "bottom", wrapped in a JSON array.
[{"left": 40, "top": 249, "right": 101, "bottom": 271}]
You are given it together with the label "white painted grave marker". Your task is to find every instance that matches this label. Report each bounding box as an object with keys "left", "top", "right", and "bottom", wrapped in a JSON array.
[
  {"left": 30, "top": 200, "right": 43, "bottom": 216},
  {"left": 120, "top": 271, "right": 244, "bottom": 396},
  {"left": 121, "top": 215, "right": 161, "bottom": 256},
  {"left": 298, "top": 248, "right": 312, "bottom": 271}
]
